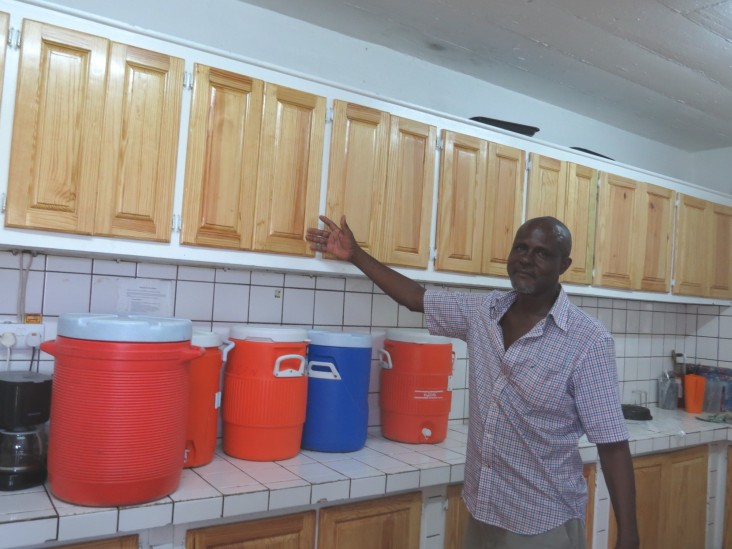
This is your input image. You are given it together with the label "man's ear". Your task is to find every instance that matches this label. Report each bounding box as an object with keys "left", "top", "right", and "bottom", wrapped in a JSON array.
[{"left": 559, "top": 256, "right": 572, "bottom": 275}]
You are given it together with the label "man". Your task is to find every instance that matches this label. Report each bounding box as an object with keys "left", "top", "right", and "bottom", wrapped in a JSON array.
[{"left": 306, "top": 215, "right": 639, "bottom": 549}]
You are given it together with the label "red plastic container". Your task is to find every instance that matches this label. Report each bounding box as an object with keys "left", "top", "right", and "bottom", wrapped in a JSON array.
[
  {"left": 40, "top": 313, "right": 202, "bottom": 507},
  {"left": 184, "top": 331, "right": 234, "bottom": 468},
  {"left": 379, "top": 329, "right": 453, "bottom": 443},
  {"left": 223, "top": 326, "right": 307, "bottom": 461}
]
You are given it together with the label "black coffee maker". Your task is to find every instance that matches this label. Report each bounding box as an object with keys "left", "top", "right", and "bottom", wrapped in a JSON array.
[{"left": 0, "top": 371, "right": 52, "bottom": 490}]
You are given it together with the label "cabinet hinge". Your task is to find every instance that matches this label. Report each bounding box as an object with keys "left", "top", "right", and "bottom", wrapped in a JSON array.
[
  {"left": 7, "top": 28, "right": 20, "bottom": 50},
  {"left": 171, "top": 214, "right": 181, "bottom": 233},
  {"left": 182, "top": 71, "right": 193, "bottom": 90},
  {"left": 436, "top": 136, "right": 444, "bottom": 151},
  {"left": 526, "top": 157, "right": 532, "bottom": 171},
  {"left": 1, "top": 193, "right": 5, "bottom": 213},
  {"left": 326, "top": 106, "right": 333, "bottom": 123}
]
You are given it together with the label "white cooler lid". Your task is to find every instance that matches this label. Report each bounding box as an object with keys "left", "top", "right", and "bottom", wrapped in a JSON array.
[
  {"left": 307, "top": 330, "right": 372, "bottom": 348},
  {"left": 57, "top": 313, "right": 192, "bottom": 342},
  {"left": 192, "top": 329, "right": 223, "bottom": 348},
  {"left": 385, "top": 328, "right": 452, "bottom": 345},
  {"left": 230, "top": 325, "right": 307, "bottom": 342}
]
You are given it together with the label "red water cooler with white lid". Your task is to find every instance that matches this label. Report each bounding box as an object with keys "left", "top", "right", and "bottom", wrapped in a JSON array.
[{"left": 41, "top": 313, "right": 203, "bottom": 506}]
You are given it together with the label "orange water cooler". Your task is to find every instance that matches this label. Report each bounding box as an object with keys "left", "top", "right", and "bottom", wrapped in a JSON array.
[
  {"left": 184, "top": 330, "right": 234, "bottom": 468},
  {"left": 378, "top": 329, "right": 453, "bottom": 444},
  {"left": 222, "top": 326, "right": 308, "bottom": 461},
  {"left": 40, "top": 313, "right": 203, "bottom": 506}
]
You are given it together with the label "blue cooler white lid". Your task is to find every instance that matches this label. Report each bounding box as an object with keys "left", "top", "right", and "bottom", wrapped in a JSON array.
[
  {"left": 385, "top": 328, "right": 452, "bottom": 345},
  {"left": 191, "top": 329, "right": 223, "bottom": 348},
  {"left": 57, "top": 313, "right": 192, "bottom": 342},
  {"left": 230, "top": 325, "right": 307, "bottom": 342},
  {"left": 307, "top": 330, "right": 372, "bottom": 348}
]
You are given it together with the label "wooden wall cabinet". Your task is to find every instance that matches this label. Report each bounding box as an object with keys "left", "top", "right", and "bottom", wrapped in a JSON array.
[
  {"left": 57, "top": 535, "right": 139, "bottom": 549},
  {"left": 674, "top": 195, "right": 732, "bottom": 298},
  {"left": 182, "top": 64, "right": 325, "bottom": 256},
  {"left": 6, "top": 20, "right": 183, "bottom": 241},
  {"left": 435, "top": 130, "right": 524, "bottom": 276},
  {"left": 526, "top": 153, "right": 598, "bottom": 285},
  {"left": 318, "top": 491, "right": 422, "bottom": 549},
  {"left": 186, "top": 511, "right": 315, "bottom": 548},
  {"left": 608, "top": 445, "right": 708, "bottom": 549},
  {"left": 325, "top": 100, "right": 436, "bottom": 268},
  {"left": 724, "top": 446, "right": 732, "bottom": 549},
  {"left": 594, "top": 173, "right": 674, "bottom": 292}
]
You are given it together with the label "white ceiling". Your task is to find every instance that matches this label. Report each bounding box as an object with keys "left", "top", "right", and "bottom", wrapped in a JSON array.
[{"left": 235, "top": 0, "right": 732, "bottom": 153}]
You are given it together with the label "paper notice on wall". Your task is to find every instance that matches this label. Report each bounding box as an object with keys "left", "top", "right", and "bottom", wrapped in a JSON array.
[{"left": 117, "top": 279, "right": 174, "bottom": 316}]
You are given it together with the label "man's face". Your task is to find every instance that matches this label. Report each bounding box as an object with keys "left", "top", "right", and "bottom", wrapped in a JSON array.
[{"left": 506, "top": 221, "right": 571, "bottom": 296}]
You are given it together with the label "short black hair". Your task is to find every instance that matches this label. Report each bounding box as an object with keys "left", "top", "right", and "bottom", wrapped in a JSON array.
[{"left": 522, "top": 216, "right": 572, "bottom": 258}]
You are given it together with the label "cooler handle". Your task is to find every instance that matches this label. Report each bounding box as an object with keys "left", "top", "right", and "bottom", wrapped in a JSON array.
[
  {"left": 221, "top": 339, "right": 235, "bottom": 362},
  {"left": 273, "top": 354, "right": 306, "bottom": 378},
  {"left": 39, "top": 340, "right": 57, "bottom": 356},
  {"left": 378, "top": 348, "right": 392, "bottom": 369},
  {"left": 307, "top": 360, "right": 342, "bottom": 380},
  {"left": 185, "top": 346, "right": 207, "bottom": 361}
]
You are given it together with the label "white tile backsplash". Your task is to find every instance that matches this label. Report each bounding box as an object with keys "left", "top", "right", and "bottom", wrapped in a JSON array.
[{"left": 43, "top": 272, "right": 91, "bottom": 315}]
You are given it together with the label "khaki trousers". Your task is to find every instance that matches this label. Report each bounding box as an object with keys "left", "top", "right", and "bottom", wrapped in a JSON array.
[{"left": 462, "top": 514, "right": 586, "bottom": 549}]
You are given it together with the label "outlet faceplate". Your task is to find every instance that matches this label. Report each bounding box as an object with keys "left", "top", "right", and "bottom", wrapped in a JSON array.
[{"left": 0, "top": 323, "right": 45, "bottom": 350}]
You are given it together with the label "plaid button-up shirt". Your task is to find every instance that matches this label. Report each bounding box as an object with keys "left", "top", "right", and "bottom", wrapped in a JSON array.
[{"left": 425, "top": 288, "right": 628, "bottom": 535}]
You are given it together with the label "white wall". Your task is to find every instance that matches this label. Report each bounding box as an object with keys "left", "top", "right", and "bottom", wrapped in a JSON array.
[
  {"left": 21, "top": 0, "right": 707, "bottom": 186},
  {"left": 692, "top": 147, "right": 732, "bottom": 195}
]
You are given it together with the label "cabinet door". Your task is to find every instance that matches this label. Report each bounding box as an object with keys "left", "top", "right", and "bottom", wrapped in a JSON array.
[
  {"left": 481, "top": 143, "right": 525, "bottom": 276},
  {"left": 181, "top": 65, "right": 263, "bottom": 248},
  {"left": 444, "top": 484, "right": 469, "bottom": 549},
  {"left": 661, "top": 445, "right": 707, "bottom": 549},
  {"left": 673, "top": 194, "right": 709, "bottom": 297},
  {"left": 381, "top": 116, "right": 436, "bottom": 268},
  {"left": 526, "top": 154, "right": 567, "bottom": 220},
  {"left": 57, "top": 535, "right": 138, "bottom": 549},
  {"left": 636, "top": 184, "right": 674, "bottom": 292},
  {"left": 325, "top": 101, "right": 389, "bottom": 258},
  {"left": 594, "top": 173, "right": 639, "bottom": 289},
  {"left": 253, "top": 84, "right": 325, "bottom": 255},
  {"left": 708, "top": 203, "right": 732, "bottom": 299},
  {"left": 96, "top": 43, "right": 184, "bottom": 241},
  {"left": 6, "top": 20, "right": 108, "bottom": 234},
  {"left": 608, "top": 452, "right": 665, "bottom": 548},
  {"left": 318, "top": 492, "right": 421, "bottom": 549},
  {"left": 435, "top": 130, "right": 488, "bottom": 273},
  {"left": 583, "top": 463, "right": 595, "bottom": 549},
  {"left": 563, "top": 164, "right": 598, "bottom": 285},
  {"left": 186, "top": 511, "right": 315, "bottom": 548}
]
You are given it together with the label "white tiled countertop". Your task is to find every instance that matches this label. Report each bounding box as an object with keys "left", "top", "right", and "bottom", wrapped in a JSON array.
[{"left": 2, "top": 411, "right": 731, "bottom": 548}]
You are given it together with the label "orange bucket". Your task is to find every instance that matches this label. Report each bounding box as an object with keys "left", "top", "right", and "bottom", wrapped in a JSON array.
[
  {"left": 378, "top": 329, "right": 453, "bottom": 443},
  {"left": 40, "top": 313, "right": 203, "bottom": 507},
  {"left": 184, "top": 331, "right": 234, "bottom": 468},
  {"left": 222, "top": 326, "right": 307, "bottom": 461}
]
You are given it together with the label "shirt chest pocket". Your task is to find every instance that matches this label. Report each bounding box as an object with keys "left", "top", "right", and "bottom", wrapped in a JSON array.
[{"left": 502, "top": 358, "right": 571, "bottom": 414}]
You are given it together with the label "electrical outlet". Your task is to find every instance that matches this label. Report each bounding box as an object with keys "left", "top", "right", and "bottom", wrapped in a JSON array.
[{"left": 0, "top": 323, "right": 45, "bottom": 350}]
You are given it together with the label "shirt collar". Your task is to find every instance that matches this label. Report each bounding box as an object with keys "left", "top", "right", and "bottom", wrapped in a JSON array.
[{"left": 494, "top": 286, "right": 571, "bottom": 332}]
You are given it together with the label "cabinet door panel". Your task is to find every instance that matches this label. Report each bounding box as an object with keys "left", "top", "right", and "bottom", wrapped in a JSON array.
[
  {"left": 325, "top": 101, "right": 389, "bottom": 258},
  {"left": 253, "top": 84, "right": 326, "bottom": 255},
  {"left": 563, "top": 164, "right": 597, "bottom": 285},
  {"left": 673, "top": 194, "right": 708, "bottom": 296},
  {"left": 708, "top": 203, "right": 732, "bottom": 299},
  {"left": 482, "top": 143, "right": 524, "bottom": 276},
  {"left": 181, "top": 65, "right": 263, "bottom": 248},
  {"left": 661, "top": 446, "right": 707, "bottom": 548},
  {"left": 526, "top": 154, "right": 566, "bottom": 220},
  {"left": 318, "top": 492, "right": 421, "bottom": 549},
  {"left": 381, "top": 116, "right": 436, "bottom": 268},
  {"left": 636, "top": 185, "right": 674, "bottom": 292},
  {"left": 435, "top": 130, "right": 488, "bottom": 273},
  {"left": 186, "top": 511, "right": 315, "bottom": 548},
  {"left": 96, "top": 43, "right": 183, "bottom": 241},
  {"left": 6, "top": 20, "right": 108, "bottom": 234},
  {"left": 594, "top": 174, "right": 638, "bottom": 289}
]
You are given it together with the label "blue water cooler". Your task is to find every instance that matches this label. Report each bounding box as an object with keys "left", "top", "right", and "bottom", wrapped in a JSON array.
[{"left": 302, "top": 330, "right": 373, "bottom": 452}]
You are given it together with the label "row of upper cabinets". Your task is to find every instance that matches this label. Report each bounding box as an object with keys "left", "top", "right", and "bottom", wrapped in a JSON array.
[{"left": 0, "top": 18, "right": 730, "bottom": 299}]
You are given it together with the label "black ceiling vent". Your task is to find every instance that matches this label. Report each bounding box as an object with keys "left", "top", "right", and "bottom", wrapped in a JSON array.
[{"left": 470, "top": 116, "right": 540, "bottom": 137}]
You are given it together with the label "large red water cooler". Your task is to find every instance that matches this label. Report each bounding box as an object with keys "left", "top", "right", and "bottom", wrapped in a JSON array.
[
  {"left": 378, "top": 329, "right": 453, "bottom": 444},
  {"left": 40, "top": 313, "right": 203, "bottom": 506}
]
